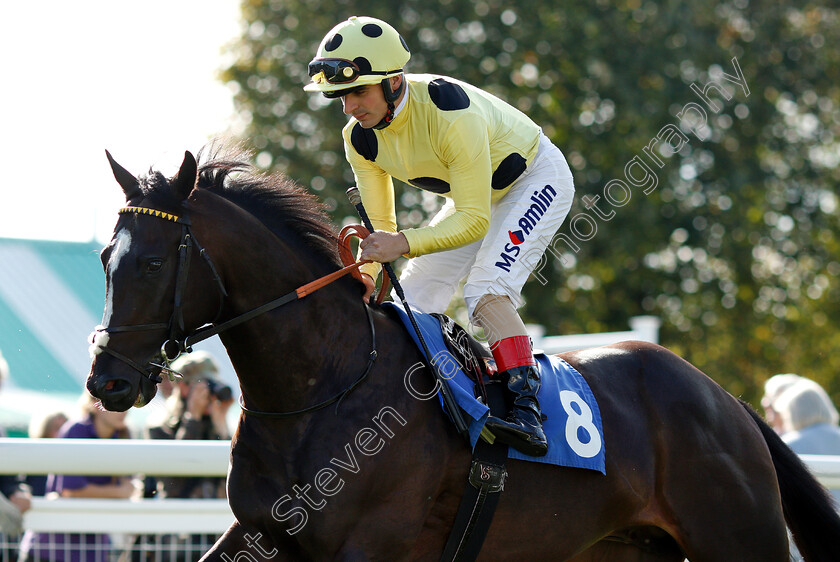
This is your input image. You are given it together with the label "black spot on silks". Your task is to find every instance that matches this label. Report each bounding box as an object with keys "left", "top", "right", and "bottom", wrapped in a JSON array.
[
  {"left": 409, "top": 177, "right": 451, "bottom": 194},
  {"left": 491, "top": 153, "right": 527, "bottom": 189},
  {"left": 428, "top": 79, "right": 470, "bottom": 111},
  {"left": 351, "top": 123, "right": 378, "bottom": 162}
]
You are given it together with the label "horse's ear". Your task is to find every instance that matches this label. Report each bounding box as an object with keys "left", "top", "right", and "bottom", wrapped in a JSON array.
[
  {"left": 172, "top": 151, "right": 198, "bottom": 202},
  {"left": 105, "top": 150, "right": 141, "bottom": 202}
]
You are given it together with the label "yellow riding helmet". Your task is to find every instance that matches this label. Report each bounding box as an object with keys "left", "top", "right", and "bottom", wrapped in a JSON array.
[{"left": 304, "top": 16, "right": 411, "bottom": 95}]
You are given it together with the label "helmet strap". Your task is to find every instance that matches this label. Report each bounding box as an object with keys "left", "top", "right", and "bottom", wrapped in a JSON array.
[{"left": 373, "top": 76, "right": 405, "bottom": 130}]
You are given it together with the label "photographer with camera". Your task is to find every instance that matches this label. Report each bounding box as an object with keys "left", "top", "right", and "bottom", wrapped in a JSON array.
[
  {"left": 145, "top": 350, "right": 232, "bottom": 499},
  {"left": 135, "top": 351, "right": 233, "bottom": 561}
]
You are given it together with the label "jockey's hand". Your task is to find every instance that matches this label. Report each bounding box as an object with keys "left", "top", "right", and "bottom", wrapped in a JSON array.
[
  {"left": 360, "top": 231, "right": 410, "bottom": 263},
  {"left": 361, "top": 273, "right": 376, "bottom": 304}
]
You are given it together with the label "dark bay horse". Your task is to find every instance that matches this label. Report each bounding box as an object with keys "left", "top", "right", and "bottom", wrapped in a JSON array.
[{"left": 87, "top": 146, "right": 840, "bottom": 561}]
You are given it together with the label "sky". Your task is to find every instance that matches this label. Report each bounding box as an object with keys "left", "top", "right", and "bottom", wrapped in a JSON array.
[{"left": 0, "top": 1, "right": 243, "bottom": 244}]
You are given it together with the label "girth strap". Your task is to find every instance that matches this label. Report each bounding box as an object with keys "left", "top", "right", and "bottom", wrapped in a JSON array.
[{"left": 440, "top": 380, "right": 509, "bottom": 562}]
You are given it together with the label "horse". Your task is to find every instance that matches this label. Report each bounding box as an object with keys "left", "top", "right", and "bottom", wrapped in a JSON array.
[{"left": 86, "top": 145, "right": 840, "bottom": 561}]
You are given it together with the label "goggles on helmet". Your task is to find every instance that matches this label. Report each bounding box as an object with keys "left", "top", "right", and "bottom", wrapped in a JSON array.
[
  {"left": 308, "top": 58, "right": 363, "bottom": 85},
  {"left": 308, "top": 58, "right": 402, "bottom": 87}
]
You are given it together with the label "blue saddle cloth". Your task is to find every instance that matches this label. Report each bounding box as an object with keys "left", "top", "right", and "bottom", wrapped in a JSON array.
[{"left": 383, "top": 303, "right": 606, "bottom": 474}]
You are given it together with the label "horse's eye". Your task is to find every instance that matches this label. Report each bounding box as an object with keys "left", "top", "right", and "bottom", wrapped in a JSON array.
[{"left": 147, "top": 259, "right": 163, "bottom": 273}]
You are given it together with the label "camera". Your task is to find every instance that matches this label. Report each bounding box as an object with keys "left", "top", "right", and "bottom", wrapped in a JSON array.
[{"left": 205, "top": 379, "right": 233, "bottom": 402}]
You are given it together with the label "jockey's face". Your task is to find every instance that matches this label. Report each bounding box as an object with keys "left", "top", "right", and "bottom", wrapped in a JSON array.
[
  {"left": 340, "top": 84, "right": 386, "bottom": 128},
  {"left": 340, "top": 76, "right": 402, "bottom": 129}
]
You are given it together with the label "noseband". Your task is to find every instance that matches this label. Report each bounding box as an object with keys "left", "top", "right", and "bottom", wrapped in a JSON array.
[{"left": 93, "top": 206, "right": 378, "bottom": 416}]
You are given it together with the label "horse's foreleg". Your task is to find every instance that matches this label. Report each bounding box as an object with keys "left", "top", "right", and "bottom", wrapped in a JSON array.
[{"left": 200, "top": 520, "right": 305, "bottom": 562}]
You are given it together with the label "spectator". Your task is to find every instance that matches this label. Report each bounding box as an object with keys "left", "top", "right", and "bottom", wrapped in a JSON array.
[
  {"left": 0, "top": 349, "right": 32, "bottom": 555},
  {"left": 776, "top": 379, "right": 840, "bottom": 456},
  {"left": 774, "top": 378, "right": 840, "bottom": 562},
  {"left": 24, "top": 411, "right": 69, "bottom": 496},
  {"left": 19, "top": 392, "right": 135, "bottom": 562},
  {"left": 761, "top": 373, "right": 803, "bottom": 434},
  {"left": 146, "top": 351, "right": 232, "bottom": 499},
  {"left": 0, "top": 475, "right": 31, "bottom": 558},
  {"left": 134, "top": 351, "right": 232, "bottom": 562}
]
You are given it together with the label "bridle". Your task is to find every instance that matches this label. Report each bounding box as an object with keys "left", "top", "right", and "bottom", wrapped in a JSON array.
[
  {"left": 92, "top": 207, "right": 226, "bottom": 383},
  {"left": 93, "top": 206, "right": 378, "bottom": 417}
]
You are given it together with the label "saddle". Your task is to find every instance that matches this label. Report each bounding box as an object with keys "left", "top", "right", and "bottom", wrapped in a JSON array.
[
  {"left": 382, "top": 305, "right": 606, "bottom": 560},
  {"left": 430, "top": 313, "right": 498, "bottom": 403}
]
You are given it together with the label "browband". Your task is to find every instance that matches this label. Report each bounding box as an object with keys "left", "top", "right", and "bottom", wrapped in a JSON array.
[{"left": 119, "top": 206, "right": 190, "bottom": 225}]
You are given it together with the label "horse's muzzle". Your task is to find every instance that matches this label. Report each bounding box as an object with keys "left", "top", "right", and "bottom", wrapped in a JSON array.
[{"left": 87, "top": 366, "right": 156, "bottom": 411}]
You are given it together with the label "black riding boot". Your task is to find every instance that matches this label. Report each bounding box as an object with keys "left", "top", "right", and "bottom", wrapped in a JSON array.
[{"left": 485, "top": 364, "right": 548, "bottom": 456}]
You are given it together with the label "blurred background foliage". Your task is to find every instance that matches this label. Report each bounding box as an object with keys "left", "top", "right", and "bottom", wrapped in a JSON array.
[{"left": 221, "top": 0, "right": 840, "bottom": 406}]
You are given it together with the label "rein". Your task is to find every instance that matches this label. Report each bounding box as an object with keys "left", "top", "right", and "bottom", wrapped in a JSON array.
[{"left": 95, "top": 206, "right": 379, "bottom": 417}]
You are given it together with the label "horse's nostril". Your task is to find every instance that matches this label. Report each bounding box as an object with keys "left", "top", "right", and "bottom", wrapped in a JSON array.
[
  {"left": 110, "top": 379, "right": 131, "bottom": 395},
  {"left": 96, "top": 377, "right": 132, "bottom": 400}
]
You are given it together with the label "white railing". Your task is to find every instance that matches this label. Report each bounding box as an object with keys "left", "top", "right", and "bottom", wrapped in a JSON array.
[
  {"left": 800, "top": 454, "right": 840, "bottom": 489},
  {"left": 529, "top": 315, "right": 662, "bottom": 354},
  {"left": 24, "top": 497, "right": 232, "bottom": 533},
  {"left": 3, "top": 442, "right": 840, "bottom": 534},
  {"left": 2, "top": 439, "right": 230, "bottom": 477},
  {"left": 1, "top": 438, "right": 232, "bottom": 533}
]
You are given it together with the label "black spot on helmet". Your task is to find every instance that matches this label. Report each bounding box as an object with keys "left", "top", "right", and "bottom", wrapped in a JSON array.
[
  {"left": 305, "top": 16, "right": 411, "bottom": 95},
  {"left": 362, "top": 24, "right": 383, "bottom": 38},
  {"left": 324, "top": 34, "right": 343, "bottom": 52}
]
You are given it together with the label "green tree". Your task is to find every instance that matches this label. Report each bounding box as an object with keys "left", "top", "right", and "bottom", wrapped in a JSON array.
[{"left": 223, "top": 0, "right": 840, "bottom": 407}]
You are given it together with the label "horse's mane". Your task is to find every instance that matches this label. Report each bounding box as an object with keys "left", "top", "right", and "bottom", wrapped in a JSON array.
[{"left": 142, "top": 142, "right": 341, "bottom": 266}]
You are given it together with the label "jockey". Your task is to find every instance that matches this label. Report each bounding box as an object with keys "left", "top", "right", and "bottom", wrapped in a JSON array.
[{"left": 304, "top": 16, "right": 575, "bottom": 457}]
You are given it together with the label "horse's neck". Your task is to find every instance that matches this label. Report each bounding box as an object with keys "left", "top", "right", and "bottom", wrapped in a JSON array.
[
  {"left": 207, "top": 229, "right": 378, "bottom": 414},
  {"left": 191, "top": 192, "right": 421, "bottom": 429},
  {"left": 224, "top": 298, "right": 446, "bottom": 481},
  {"left": 221, "top": 293, "right": 378, "bottom": 415}
]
